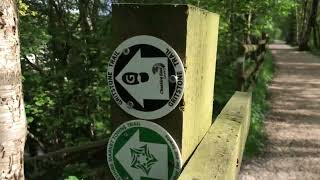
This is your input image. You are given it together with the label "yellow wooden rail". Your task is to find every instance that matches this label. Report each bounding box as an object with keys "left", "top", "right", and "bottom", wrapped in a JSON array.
[
  {"left": 241, "top": 44, "right": 258, "bottom": 53},
  {"left": 179, "top": 91, "right": 252, "bottom": 180}
]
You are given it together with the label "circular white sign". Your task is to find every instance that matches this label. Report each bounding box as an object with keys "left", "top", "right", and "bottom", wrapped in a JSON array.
[
  {"left": 107, "top": 120, "right": 182, "bottom": 180},
  {"left": 107, "top": 35, "right": 185, "bottom": 120}
]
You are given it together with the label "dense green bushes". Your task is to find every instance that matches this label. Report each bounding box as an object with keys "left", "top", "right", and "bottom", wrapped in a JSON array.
[{"left": 244, "top": 52, "right": 275, "bottom": 156}]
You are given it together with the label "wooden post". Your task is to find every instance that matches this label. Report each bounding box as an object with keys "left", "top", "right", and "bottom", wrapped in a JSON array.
[
  {"left": 236, "top": 56, "right": 245, "bottom": 91},
  {"left": 111, "top": 4, "right": 219, "bottom": 163}
]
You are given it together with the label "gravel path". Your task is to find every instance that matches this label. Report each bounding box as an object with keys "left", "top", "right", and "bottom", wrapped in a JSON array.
[{"left": 239, "top": 43, "right": 320, "bottom": 180}]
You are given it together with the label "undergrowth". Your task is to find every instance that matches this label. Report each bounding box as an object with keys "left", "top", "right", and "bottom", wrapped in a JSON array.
[
  {"left": 244, "top": 52, "right": 275, "bottom": 157},
  {"left": 310, "top": 47, "right": 320, "bottom": 58}
]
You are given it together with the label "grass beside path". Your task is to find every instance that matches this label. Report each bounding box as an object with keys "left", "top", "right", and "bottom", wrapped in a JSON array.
[{"left": 244, "top": 52, "right": 275, "bottom": 157}]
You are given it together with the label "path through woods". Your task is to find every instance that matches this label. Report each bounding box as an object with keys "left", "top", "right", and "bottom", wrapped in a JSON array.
[{"left": 239, "top": 42, "right": 320, "bottom": 180}]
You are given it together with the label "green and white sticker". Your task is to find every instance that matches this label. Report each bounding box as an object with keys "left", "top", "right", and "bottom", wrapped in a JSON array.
[{"left": 107, "top": 120, "right": 182, "bottom": 180}]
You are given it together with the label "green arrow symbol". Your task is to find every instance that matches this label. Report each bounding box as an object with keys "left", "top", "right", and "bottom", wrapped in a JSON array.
[{"left": 115, "top": 130, "right": 168, "bottom": 180}]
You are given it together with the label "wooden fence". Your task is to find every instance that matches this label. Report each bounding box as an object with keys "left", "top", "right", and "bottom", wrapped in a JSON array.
[
  {"left": 26, "top": 93, "right": 253, "bottom": 180},
  {"left": 179, "top": 92, "right": 252, "bottom": 180},
  {"left": 237, "top": 34, "right": 268, "bottom": 91}
]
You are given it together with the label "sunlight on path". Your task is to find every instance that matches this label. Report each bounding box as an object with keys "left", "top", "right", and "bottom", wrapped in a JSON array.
[{"left": 239, "top": 43, "right": 320, "bottom": 180}]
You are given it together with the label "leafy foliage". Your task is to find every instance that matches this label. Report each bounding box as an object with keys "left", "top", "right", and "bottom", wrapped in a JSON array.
[
  {"left": 245, "top": 52, "right": 274, "bottom": 157},
  {"left": 20, "top": 0, "right": 112, "bottom": 179}
]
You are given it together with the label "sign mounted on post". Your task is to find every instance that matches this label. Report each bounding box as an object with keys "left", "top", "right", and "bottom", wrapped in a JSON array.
[
  {"left": 107, "top": 35, "right": 185, "bottom": 120},
  {"left": 107, "top": 120, "right": 182, "bottom": 180}
]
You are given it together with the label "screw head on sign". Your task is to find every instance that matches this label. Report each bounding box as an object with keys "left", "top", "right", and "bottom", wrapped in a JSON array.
[
  {"left": 123, "top": 48, "right": 130, "bottom": 55},
  {"left": 123, "top": 132, "right": 129, "bottom": 137},
  {"left": 169, "top": 75, "right": 178, "bottom": 83},
  {"left": 127, "top": 101, "right": 134, "bottom": 109}
]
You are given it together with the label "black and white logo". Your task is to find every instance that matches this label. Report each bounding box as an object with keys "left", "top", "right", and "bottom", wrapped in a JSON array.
[{"left": 107, "top": 35, "right": 185, "bottom": 120}]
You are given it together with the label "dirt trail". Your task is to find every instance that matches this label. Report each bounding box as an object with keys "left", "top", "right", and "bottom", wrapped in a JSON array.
[{"left": 239, "top": 43, "right": 320, "bottom": 180}]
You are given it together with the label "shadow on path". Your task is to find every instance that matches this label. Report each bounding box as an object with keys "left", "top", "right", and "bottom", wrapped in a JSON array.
[{"left": 239, "top": 43, "right": 320, "bottom": 180}]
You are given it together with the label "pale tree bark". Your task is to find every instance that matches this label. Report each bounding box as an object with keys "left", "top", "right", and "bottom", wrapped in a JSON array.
[{"left": 0, "top": 0, "right": 27, "bottom": 179}]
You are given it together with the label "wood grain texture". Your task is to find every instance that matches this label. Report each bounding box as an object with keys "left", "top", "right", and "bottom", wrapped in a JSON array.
[
  {"left": 182, "top": 6, "right": 219, "bottom": 161},
  {"left": 179, "top": 92, "right": 252, "bottom": 180}
]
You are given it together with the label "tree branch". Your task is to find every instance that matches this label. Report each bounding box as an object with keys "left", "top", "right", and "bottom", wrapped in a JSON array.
[
  {"left": 25, "top": 138, "right": 109, "bottom": 162},
  {"left": 27, "top": 130, "right": 46, "bottom": 151},
  {"left": 23, "top": 55, "right": 45, "bottom": 75}
]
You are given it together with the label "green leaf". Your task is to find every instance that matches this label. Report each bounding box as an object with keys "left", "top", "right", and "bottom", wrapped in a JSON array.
[{"left": 64, "top": 176, "right": 79, "bottom": 180}]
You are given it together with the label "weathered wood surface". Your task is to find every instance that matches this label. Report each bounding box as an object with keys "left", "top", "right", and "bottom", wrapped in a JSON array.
[
  {"left": 243, "top": 63, "right": 257, "bottom": 80},
  {"left": 237, "top": 37, "right": 268, "bottom": 91},
  {"left": 182, "top": 5, "right": 219, "bottom": 162},
  {"left": 111, "top": 3, "right": 219, "bottom": 163},
  {"left": 258, "top": 39, "right": 267, "bottom": 45},
  {"left": 241, "top": 44, "right": 258, "bottom": 53},
  {"left": 179, "top": 92, "right": 252, "bottom": 180}
]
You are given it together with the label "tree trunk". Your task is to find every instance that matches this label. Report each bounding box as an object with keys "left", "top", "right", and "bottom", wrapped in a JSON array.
[
  {"left": 0, "top": 0, "right": 27, "bottom": 179},
  {"left": 316, "top": 23, "right": 320, "bottom": 46},
  {"left": 296, "top": 5, "right": 300, "bottom": 43},
  {"left": 313, "top": 23, "right": 319, "bottom": 48},
  {"left": 299, "top": 0, "right": 320, "bottom": 50},
  {"left": 79, "top": 0, "right": 91, "bottom": 34},
  {"left": 246, "top": 9, "right": 252, "bottom": 44},
  {"left": 90, "top": 0, "right": 100, "bottom": 32}
]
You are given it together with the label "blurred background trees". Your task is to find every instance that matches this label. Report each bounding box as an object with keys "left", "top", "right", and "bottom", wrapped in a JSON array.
[{"left": 281, "top": 0, "right": 320, "bottom": 50}]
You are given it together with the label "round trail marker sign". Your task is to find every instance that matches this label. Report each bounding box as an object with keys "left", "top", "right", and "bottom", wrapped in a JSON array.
[
  {"left": 107, "top": 35, "right": 185, "bottom": 120},
  {"left": 107, "top": 120, "right": 182, "bottom": 180}
]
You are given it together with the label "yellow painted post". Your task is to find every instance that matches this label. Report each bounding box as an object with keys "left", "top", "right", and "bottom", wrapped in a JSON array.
[
  {"left": 179, "top": 92, "right": 252, "bottom": 180},
  {"left": 111, "top": 3, "right": 219, "bottom": 164}
]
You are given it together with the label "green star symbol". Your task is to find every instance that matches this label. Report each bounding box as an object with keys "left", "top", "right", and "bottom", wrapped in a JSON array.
[{"left": 130, "top": 144, "right": 158, "bottom": 175}]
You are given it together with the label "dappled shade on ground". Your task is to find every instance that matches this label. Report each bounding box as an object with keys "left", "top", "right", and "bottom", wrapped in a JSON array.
[{"left": 240, "top": 42, "right": 320, "bottom": 180}]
